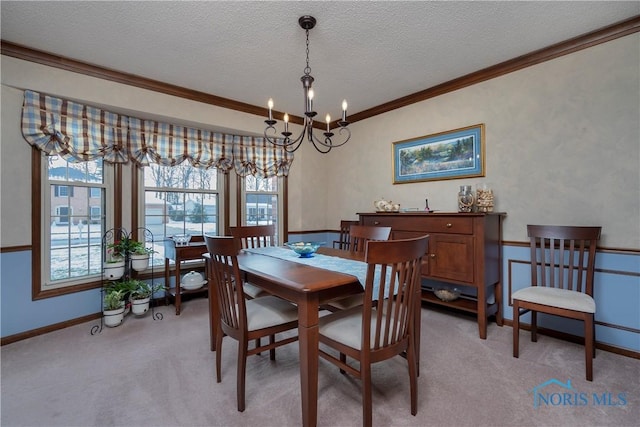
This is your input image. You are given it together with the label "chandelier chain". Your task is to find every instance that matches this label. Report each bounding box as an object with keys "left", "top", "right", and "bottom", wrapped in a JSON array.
[{"left": 304, "top": 29, "right": 311, "bottom": 76}]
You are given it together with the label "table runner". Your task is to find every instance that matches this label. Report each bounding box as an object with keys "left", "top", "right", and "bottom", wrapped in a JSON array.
[{"left": 242, "top": 246, "right": 391, "bottom": 299}]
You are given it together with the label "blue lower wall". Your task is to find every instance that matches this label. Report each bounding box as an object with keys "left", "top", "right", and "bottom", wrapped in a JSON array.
[{"left": 3, "top": 236, "right": 639, "bottom": 354}]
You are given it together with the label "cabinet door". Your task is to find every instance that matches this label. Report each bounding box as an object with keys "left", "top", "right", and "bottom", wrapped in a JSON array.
[
  {"left": 428, "top": 234, "right": 475, "bottom": 284},
  {"left": 393, "top": 230, "right": 430, "bottom": 276}
]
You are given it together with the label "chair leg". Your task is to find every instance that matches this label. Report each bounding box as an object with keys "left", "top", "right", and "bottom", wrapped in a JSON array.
[
  {"left": 585, "top": 314, "right": 594, "bottom": 382},
  {"left": 215, "top": 325, "right": 224, "bottom": 383},
  {"left": 414, "top": 296, "right": 422, "bottom": 377},
  {"left": 407, "top": 340, "right": 418, "bottom": 416},
  {"left": 531, "top": 311, "right": 538, "bottom": 342},
  {"left": 255, "top": 338, "right": 261, "bottom": 355},
  {"left": 269, "top": 334, "right": 276, "bottom": 360},
  {"left": 237, "top": 341, "right": 248, "bottom": 412},
  {"left": 513, "top": 301, "right": 520, "bottom": 358},
  {"left": 339, "top": 353, "right": 347, "bottom": 374},
  {"left": 361, "top": 362, "right": 373, "bottom": 427},
  {"left": 593, "top": 319, "right": 597, "bottom": 359}
]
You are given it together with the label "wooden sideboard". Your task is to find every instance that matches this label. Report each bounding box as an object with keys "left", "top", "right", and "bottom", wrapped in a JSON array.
[{"left": 358, "top": 212, "right": 505, "bottom": 339}]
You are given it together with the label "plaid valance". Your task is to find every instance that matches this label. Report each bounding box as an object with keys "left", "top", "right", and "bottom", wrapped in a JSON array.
[{"left": 21, "top": 90, "right": 293, "bottom": 177}]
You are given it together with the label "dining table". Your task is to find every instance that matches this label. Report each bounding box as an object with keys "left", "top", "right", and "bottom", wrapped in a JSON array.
[{"left": 205, "top": 246, "right": 366, "bottom": 427}]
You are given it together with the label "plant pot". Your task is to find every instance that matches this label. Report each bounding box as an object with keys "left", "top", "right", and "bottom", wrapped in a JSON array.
[
  {"left": 103, "top": 306, "right": 125, "bottom": 327},
  {"left": 131, "top": 297, "right": 151, "bottom": 316},
  {"left": 130, "top": 254, "right": 150, "bottom": 272},
  {"left": 103, "top": 260, "right": 125, "bottom": 280}
]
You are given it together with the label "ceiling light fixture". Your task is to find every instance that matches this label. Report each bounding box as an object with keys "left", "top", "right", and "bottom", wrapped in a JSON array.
[{"left": 264, "top": 15, "right": 350, "bottom": 153}]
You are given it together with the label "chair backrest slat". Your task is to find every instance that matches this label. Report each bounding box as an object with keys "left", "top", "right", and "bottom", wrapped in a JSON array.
[
  {"left": 230, "top": 224, "right": 276, "bottom": 249},
  {"left": 349, "top": 225, "right": 392, "bottom": 255},
  {"left": 337, "top": 220, "right": 359, "bottom": 250},
  {"left": 527, "top": 225, "right": 601, "bottom": 296},
  {"left": 205, "top": 236, "right": 247, "bottom": 335},
  {"left": 362, "top": 236, "right": 429, "bottom": 352}
]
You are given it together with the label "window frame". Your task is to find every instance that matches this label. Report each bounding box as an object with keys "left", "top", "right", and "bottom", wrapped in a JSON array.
[
  {"left": 137, "top": 163, "right": 226, "bottom": 267},
  {"left": 236, "top": 174, "right": 288, "bottom": 245},
  {"left": 31, "top": 148, "right": 115, "bottom": 299}
]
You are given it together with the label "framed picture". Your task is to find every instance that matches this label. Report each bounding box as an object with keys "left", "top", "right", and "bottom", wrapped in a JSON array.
[{"left": 392, "top": 124, "right": 485, "bottom": 184}]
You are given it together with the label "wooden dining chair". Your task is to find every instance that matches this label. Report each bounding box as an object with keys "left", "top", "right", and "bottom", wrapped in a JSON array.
[
  {"left": 348, "top": 224, "right": 392, "bottom": 254},
  {"left": 205, "top": 236, "right": 299, "bottom": 412},
  {"left": 512, "top": 225, "right": 601, "bottom": 381},
  {"left": 229, "top": 224, "right": 276, "bottom": 299},
  {"left": 333, "top": 220, "right": 359, "bottom": 249},
  {"left": 230, "top": 224, "right": 276, "bottom": 249},
  {"left": 318, "top": 235, "right": 429, "bottom": 427},
  {"left": 324, "top": 225, "right": 393, "bottom": 312}
]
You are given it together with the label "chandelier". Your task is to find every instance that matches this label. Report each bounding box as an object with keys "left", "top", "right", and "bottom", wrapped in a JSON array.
[{"left": 264, "top": 16, "right": 350, "bottom": 153}]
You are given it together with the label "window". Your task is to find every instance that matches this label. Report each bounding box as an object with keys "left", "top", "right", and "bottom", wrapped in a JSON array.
[
  {"left": 143, "top": 163, "right": 221, "bottom": 263},
  {"left": 54, "top": 206, "right": 72, "bottom": 225},
  {"left": 54, "top": 185, "right": 74, "bottom": 197},
  {"left": 90, "top": 206, "right": 102, "bottom": 223},
  {"left": 42, "top": 156, "right": 111, "bottom": 291},
  {"left": 242, "top": 175, "right": 282, "bottom": 244}
]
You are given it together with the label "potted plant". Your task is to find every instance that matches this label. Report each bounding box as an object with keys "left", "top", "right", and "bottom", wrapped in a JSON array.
[
  {"left": 128, "top": 240, "right": 155, "bottom": 272},
  {"left": 106, "top": 279, "right": 139, "bottom": 315},
  {"left": 130, "top": 281, "right": 165, "bottom": 316},
  {"left": 103, "top": 254, "right": 125, "bottom": 280},
  {"left": 103, "top": 289, "right": 125, "bottom": 327},
  {"left": 108, "top": 237, "right": 155, "bottom": 272}
]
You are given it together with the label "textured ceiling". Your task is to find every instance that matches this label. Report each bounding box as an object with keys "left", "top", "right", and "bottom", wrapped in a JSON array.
[{"left": 1, "top": 1, "right": 638, "bottom": 122}]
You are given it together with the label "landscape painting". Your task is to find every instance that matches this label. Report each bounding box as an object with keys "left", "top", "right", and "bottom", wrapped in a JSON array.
[{"left": 393, "top": 124, "right": 485, "bottom": 184}]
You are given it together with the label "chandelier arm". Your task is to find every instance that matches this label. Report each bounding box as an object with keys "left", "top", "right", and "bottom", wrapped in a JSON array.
[
  {"left": 264, "top": 126, "right": 307, "bottom": 153},
  {"left": 309, "top": 126, "right": 351, "bottom": 149},
  {"left": 309, "top": 136, "right": 334, "bottom": 154}
]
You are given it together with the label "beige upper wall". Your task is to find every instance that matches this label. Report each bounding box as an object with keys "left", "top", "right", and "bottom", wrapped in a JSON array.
[
  {"left": 323, "top": 34, "right": 640, "bottom": 248},
  {"left": 1, "top": 33, "right": 639, "bottom": 249}
]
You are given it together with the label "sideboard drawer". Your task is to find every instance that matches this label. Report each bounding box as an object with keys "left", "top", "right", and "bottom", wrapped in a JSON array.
[{"left": 361, "top": 215, "right": 473, "bottom": 235}]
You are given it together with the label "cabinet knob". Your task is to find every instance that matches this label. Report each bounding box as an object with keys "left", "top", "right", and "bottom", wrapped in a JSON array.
[
  {"left": 446, "top": 223, "right": 453, "bottom": 228},
  {"left": 430, "top": 253, "right": 436, "bottom": 258},
  {"left": 374, "top": 221, "right": 380, "bottom": 225}
]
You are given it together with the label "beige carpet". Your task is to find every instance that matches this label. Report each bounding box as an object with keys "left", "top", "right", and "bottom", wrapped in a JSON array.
[{"left": 1, "top": 298, "right": 638, "bottom": 427}]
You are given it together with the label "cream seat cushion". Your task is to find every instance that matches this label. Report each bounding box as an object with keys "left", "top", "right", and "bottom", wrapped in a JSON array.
[
  {"left": 245, "top": 295, "right": 298, "bottom": 331},
  {"left": 512, "top": 286, "right": 595, "bottom": 313},
  {"left": 324, "top": 294, "right": 364, "bottom": 310},
  {"left": 243, "top": 282, "right": 269, "bottom": 299},
  {"left": 319, "top": 307, "right": 395, "bottom": 350}
]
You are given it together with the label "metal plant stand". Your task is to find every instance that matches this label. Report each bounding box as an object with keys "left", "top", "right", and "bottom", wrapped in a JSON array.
[{"left": 91, "top": 227, "right": 162, "bottom": 335}]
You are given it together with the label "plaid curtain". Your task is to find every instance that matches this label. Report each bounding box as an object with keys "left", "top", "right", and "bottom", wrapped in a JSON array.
[
  {"left": 21, "top": 90, "right": 129, "bottom": 163},
  {"left": 127, "top": 118, "right": 235, "bottom": 172},
  {"left": 21, "top": 90, "right": 293, "bottom": 176},
  {"left": 233, "top": 136, "right": 294, "bottom": 178}
]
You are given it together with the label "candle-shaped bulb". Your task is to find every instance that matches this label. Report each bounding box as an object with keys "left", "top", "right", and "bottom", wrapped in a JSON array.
[
  {"left": 267, "top": 98, "right": 274, "bottom": 121},
  {"left": 306, "top": 89, "right": 314, "bottom": 113},
  {"left": 283, "top": 113, "right": 289, "bottom": 133},
  {"left": 325, "top": 114, "right": 331, "bottom": 132},
  {"left": 342, "top": 99, "right": 348, "bottom": 122}
]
